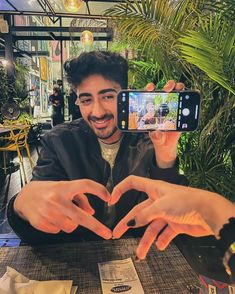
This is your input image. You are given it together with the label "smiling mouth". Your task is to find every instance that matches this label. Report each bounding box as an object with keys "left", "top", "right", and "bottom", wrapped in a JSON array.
[{"left": 90, "top": 118, "right": 112, "bottom": 129}]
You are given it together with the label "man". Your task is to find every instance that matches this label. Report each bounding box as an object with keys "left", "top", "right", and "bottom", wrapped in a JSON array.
[
  {"left": 49, "top": 85, "right": 64, "bottom": 126},
  {"left": 7, "top": 51, "right": 185, "bottom": 244}
]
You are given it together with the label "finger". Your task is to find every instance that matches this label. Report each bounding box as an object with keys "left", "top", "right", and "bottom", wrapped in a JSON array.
[
  {"left": 134, "top": 200, "right": 165, "bottom": 227},
  {"left": 73, "top": 194, "right": 95, "bottom": 215},
  {"left": 41, "top": 207, "right": 79, "bottom": 233},
  {"left": 155, "top": 225, "right": 177, "bottom": 250},
  {"left": 163, "top": 80, "right": 176, "bottom": 92},
  {"left": 136, "top": 219, "right": 167, "bottom": 260},
  {"left": 65, "top": 179, "right": 110, "bottom": 202},
  {"left": 110, "top": 176, "right": 159, "bottom": 205},
  {"left": 50, "top": 215, "right": 78, "bottom": 233},
  {"left": 175, "top": 82, "right": 185, "bottom": 91},
  {"left": 145, "top": 82, "right": 155, "bottom": 91},
  {"left": 112, "top": 199, "right": 153, "bottom": 239},
  {"left": 64, "top": 202, "right": 112, "bottom": 239},
  {"left": 30, "top": 220, "right": 61, "bottom": 234}
]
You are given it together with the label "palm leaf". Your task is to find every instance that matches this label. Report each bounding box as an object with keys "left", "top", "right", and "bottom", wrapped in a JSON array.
[
  {"left": 202, "top": 0, "right": 235, "bottom": 21},
  {"left": 179, "top": 15, "right": 235, "bottom": 95}
]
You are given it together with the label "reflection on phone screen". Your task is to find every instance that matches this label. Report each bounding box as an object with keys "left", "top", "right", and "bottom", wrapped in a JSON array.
[{"left": 128, "top": 92, "right": 179, "bottom": 130}]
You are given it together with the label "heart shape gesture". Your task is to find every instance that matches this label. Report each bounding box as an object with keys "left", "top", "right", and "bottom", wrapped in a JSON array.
[
  {"left": 14, "top": 179, "right": 112, "bottom": 240},
  {"left": 109, "top": 175, "right": 221, "bottom": 260}
]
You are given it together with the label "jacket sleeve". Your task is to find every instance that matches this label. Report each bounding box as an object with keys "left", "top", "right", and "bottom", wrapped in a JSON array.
[
  {"left": 149, "top": 155, "right": 188, "bottom": 185},
  {"left": 7, "top": 134, "right": 68, "bottom": 245},
  {"left": 32, "top": 134, "right": 67, "bottom": 181}
]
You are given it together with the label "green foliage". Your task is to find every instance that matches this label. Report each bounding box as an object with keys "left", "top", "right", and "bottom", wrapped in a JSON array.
[
  {"left": 18, "top": 112, "right": 33, "bottom": 123},
  {"left": 105, "top": 0, "right": 235, "bottom": 200},
  {"left": 0, "top": 61, "right": 29, "bottom": 121},
  {"left": 202, "top": 0, "right": 235, "bottom": 21},
  {"left": 128, "top": 60, "right": 165, "bottom": 89},
  {"left": 179, "top": 14, "right": 235, "bottom": 95},
  {"left": 14, "top": 61, "right": 29, "bottom": 102},
  {"left": 0, "top": 65, "right": 9, "bottom": 104}
]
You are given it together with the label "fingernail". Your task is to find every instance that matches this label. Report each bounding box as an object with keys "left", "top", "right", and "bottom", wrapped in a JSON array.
[
  {"left": 127, "top": 219, "right": 136, "bottom": 227},
  {"left": 104, "top": 230, "right": 112, "bottom": 239},
  {"left": 135, "top": 256, "right": 141, "bottom": 262}
]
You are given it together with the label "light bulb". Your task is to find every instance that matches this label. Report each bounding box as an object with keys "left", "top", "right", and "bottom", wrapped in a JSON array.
[
  {"left": 63, "top": 0, "right": 83, "bottom": 13},
  {"left": 81, "top": 30, "right": 93, "bottom": 46}
]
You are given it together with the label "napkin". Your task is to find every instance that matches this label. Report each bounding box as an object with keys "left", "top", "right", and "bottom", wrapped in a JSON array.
[{"left": 0, "top": 267, "right": 77, "bottom": 294}]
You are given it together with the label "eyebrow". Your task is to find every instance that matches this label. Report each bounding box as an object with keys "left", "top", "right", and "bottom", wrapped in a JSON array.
[
  {"left": 98, "top": 88, "right": 117, "bottom": 95},
  {"left": 78, "top": 88, "right": 117, "bottom": 99}
]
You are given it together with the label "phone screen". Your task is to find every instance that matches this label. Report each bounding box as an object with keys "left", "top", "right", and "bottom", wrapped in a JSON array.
[{"left": 128, "top": 92, "right": 179, "bottom": 131}]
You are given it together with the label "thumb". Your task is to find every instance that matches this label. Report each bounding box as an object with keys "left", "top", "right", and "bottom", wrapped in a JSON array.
[{"left": 73, "top": 194, "right": 95, "bottom": 215}]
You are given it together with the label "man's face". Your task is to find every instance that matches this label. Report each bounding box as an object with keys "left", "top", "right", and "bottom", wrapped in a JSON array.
[{"left": 76, "top": 74, "right": 122, "bottom": 144}]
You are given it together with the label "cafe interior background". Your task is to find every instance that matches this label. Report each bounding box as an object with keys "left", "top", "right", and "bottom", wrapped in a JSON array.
[{"left": 0, "top": 0, "right": 234, "bottom": 290}]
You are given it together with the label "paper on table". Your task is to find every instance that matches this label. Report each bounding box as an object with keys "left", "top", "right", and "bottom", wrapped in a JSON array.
[
  {"left": 98, "top": 257, "right": 145, "bottom": 294},
  {"left": 0, "top": 266, "right": 77, "bottom": 294}
]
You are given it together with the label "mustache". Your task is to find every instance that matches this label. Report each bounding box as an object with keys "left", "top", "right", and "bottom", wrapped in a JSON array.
[{"left": 88, "top": 114, "right": 114, "bottom": 122}]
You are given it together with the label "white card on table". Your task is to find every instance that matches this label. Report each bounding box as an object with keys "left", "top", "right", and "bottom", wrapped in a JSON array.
[{"left": 98, "top": 257, "right": 145, "bottom": 294}]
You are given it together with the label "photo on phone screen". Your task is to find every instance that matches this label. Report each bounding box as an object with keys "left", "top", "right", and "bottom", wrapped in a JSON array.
[
  {"left": 129, "top": 92, "right": 178, "bottom": 130},
  {"left": 117, "top": 90, "right": 200, "bottom": 132}
]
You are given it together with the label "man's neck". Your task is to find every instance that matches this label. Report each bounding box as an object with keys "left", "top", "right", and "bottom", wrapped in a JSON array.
[
  {"left": 99, "top": 131, "right": 123, "bottom": 145},
  {"left": 99, "top": 137, "right": 122, "bottom": 145}
]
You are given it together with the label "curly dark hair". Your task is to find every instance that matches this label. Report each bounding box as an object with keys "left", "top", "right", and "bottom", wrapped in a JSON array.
[{"left": 64, "top": 51, "right": 128, "bottom": 89}]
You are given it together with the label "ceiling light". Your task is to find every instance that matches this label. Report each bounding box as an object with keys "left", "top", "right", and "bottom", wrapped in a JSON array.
[
  {"left": 81, "top": 30, "right": 93, "bottom": 47},
  {"left": 63, "top": 0, "right": 83, "bottom": 13}
]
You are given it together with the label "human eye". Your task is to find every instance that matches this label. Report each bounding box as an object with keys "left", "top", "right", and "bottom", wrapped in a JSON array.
[
  {"left": 102, "top": 94, "right": 116, "bottom": 100},
  {"left": 79, "top": 98, "right": 92, "bottom": 106}
]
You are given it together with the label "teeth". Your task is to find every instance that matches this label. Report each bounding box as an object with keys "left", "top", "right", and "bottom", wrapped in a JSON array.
[{"left": 94, "top": 119, "right": 108, "bottom": 124}]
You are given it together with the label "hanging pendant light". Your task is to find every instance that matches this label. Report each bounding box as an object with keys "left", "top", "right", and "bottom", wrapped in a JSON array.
[
  {"left": 63, "top": 0, "right": 83, "bottom": 13},
  {"left": 81, "top": 30, "right": 93, "bottom": 47}
]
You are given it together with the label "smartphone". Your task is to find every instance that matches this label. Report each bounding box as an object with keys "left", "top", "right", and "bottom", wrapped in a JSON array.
[{"left": 117, "top": 90, "right": 200, "bottom": 132}]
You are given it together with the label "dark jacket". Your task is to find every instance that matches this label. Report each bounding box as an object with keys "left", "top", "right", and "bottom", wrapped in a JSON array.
[
  {"left": 7, "top": 119, "right": 185, "bottom": 244},
  {"left": 7, "top": 119, "right": 230, "bottom": 282}
]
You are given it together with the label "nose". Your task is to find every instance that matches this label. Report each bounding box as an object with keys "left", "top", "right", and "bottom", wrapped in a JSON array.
[{"left": 91, "top": 100, "right": 106, "bottom": 118}]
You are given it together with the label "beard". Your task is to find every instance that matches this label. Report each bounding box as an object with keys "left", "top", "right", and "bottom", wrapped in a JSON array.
[
  {"left": 95, "top": 125, "right": 118, "bottom": 140},
  {"left": 87, "top": 114, "right": 118, "bottom": 140}
]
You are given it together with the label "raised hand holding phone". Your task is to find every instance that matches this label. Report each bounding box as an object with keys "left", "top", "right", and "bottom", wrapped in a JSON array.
[
  {"left": 117, "top": 80, "right": 200, "bottom": 168},
  {"left": 149, "top": 80, "right": 183, "bottom": 169}
]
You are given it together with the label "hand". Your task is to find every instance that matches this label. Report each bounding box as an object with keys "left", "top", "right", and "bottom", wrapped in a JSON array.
[
  {"left": 146, "top": 80, "right": 184, "bottom": 168},
  {"left": 14, "top": 180, "right": 112, "bottom": 239},
  {"left": 110, "top": 176, "right": 235, "bottom": 259}
]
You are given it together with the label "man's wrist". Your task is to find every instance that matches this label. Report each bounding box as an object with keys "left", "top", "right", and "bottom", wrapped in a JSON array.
[{"left": 155, "top": 157, "right": 176, "bottom": 169}]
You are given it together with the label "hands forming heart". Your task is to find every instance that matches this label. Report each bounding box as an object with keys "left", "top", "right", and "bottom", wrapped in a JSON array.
[{"left": 14, "top": 174, "right": 220, "bottom": 262}]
